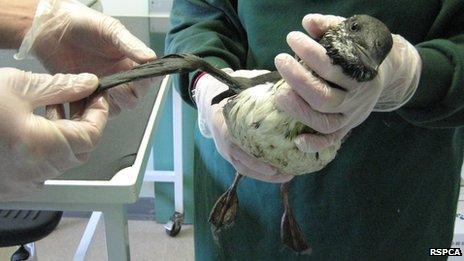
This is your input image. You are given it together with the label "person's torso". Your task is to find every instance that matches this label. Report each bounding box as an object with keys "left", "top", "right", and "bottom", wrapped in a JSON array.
[
  {"left": 195, "top": 1, "right": 462, "bottom": 259},
  {"left": 236, "top": 0, "right": 441, "bottom": 69}
]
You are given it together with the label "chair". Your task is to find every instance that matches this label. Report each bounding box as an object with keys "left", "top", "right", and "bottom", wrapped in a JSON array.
[{"left": 0, "top": 210, "right": 62, "bottom": 261}]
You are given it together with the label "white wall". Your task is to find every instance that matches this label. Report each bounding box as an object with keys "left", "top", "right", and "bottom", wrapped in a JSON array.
[
  {"left": 99, "top": 0, "right": 174, "bottom": 17},
  {"left": 100, "top": 0, "right": 149, "bottom": 16}
]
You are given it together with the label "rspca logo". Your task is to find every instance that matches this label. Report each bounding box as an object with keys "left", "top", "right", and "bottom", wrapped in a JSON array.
[{"left": 429, "top": 248, "right": 462, "bottom": 256}]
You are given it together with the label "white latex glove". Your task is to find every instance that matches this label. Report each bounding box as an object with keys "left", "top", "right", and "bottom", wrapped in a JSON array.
[
  {"left": 0, "top": 68, "right": 109, "bottom": 201},
  {"left": 193, "top": 70, "right": 293, "bottom": 183},
  {"left": 274, "top": 14, "right": 422, "bottom": 153},
  {"left": 15, "top": 0, "right": 160, "bottom": 117}
]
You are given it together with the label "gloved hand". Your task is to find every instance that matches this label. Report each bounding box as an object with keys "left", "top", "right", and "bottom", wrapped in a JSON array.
[
  {"left": 194, "top": 70, "right": 293, "bottom": 183},
  {"left": 274, "top": 14, "right": 422, "bottom": 153},
  {"left": 0, "top": 68, "right": 109, "bottom": 201},
  {"left": 15, "top": 0, "right": 160, "bottom": 117}
]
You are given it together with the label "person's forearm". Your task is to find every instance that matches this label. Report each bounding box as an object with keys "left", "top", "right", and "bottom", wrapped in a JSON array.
[{"left": 0, "top": 0, "right": 38, "bottom": 49}]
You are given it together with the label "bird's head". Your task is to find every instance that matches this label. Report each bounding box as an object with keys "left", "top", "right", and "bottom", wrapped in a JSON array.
[{"left": 319, "top": 14, "right": 393, "bottom": 82}]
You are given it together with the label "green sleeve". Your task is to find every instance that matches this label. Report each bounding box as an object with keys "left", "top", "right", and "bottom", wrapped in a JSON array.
[
  {"left": 165, "top": 0, "right": 247, "bottom": 107},
  {"left": 397, "top": 0, "right": 464, "bottom": 128}
]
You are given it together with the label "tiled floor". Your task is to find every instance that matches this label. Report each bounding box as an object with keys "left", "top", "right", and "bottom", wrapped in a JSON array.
[{"left": 0, "top": 217, "right": 194, "bottom": 261}]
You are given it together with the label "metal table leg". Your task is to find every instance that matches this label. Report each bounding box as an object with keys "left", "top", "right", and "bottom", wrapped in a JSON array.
[
  {"left": 73, "top": 211, "right": 102, "bottom": 261},
  {"left": 103, "top": 205, "right": 130, "bottom": 261}
]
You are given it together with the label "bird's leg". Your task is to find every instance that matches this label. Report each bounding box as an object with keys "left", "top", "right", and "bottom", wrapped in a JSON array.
[
  {"left": 209, "top": 173, "right": 243, "bottom": 236},
  {"left": 280, "top": 182, "right": 312, "bottom": 254}
]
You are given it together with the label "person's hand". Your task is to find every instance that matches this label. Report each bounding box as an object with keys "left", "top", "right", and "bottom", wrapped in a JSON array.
[
  {"left": 194, "top": 70, "right": 293, "bottom": 183},
  {"left": 15, "top": 0, "right": 160, "bottom": 116},
  {"left": 274, "top": 14, "right": 422, "bottom": 153},
  {"left": 0, "top": 68, "right": 108, "bottom": 200}
]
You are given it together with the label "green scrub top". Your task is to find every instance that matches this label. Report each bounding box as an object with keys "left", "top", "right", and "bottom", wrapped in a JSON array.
[{"left": 166, "top": 0, "right": 464, "bottom": 260}]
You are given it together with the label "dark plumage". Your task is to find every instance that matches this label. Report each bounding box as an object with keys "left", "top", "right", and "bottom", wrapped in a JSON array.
[
  {"left": 213, "top": 14, "right": 394, "bottom": 254},
  {"left": 321, "top": 15, "right": 393, "bottom": 82},
  {"left": 93, "top": 14, "right": 393, "bottom": 255}
]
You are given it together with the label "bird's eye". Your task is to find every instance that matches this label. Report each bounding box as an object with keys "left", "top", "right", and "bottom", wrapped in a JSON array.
[{"left": 350, "top": 22, "right": 359, "bottom": 31}]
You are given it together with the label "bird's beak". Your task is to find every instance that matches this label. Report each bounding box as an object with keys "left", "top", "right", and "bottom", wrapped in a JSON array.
[{"left": 353, "top": 42, "right": 380, "bottom": 72}]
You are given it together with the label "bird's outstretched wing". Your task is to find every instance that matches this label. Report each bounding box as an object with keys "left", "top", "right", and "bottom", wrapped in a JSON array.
[{"left": 95, "top": 53, "right": 282, "bottom": 98}]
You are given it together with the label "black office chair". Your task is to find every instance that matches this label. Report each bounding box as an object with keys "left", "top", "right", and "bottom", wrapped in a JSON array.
[{"left": 0, "top": 210, "right": 63, "bottom": 261}]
